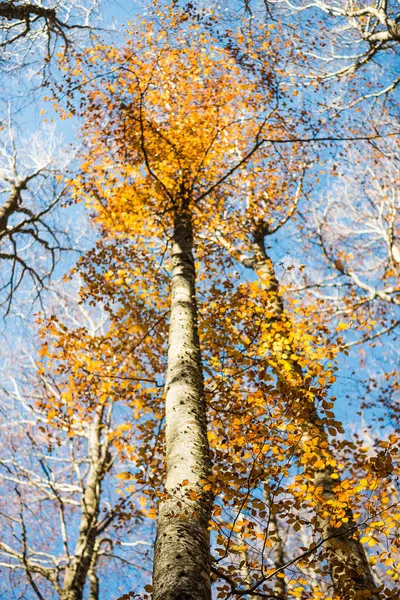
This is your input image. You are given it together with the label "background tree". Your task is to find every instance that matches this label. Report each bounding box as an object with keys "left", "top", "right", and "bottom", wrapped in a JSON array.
[
  {"left": 0, "top": 0, "right": 101, "bottom": 78},
  {"left": 0, "top": 0, "right": 108, "bottom": 313},
  {"left": 0, "top": 294, "right": 154, "bottom": 599},
  {"left": 0, "top": 117, "right": 73, "bottom": 312},
  {"left": 270, "top": 0, "right": 400, "bottom": 80},
  {"left": 201, "top": 187, "right": 381, "bottom": 597}
]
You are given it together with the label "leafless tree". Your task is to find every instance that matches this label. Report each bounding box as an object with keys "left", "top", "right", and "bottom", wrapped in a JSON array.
[
  {"left": 0, "top": 0, "right": 101, "bottom": 77},
  {"left": 293, "top": 143, "right": 400, "bottom": 345},
  {"left": 0, "top": 115, "right": 74, "bottom": 313},
  {"left": 239, "top": 0, "right": 400, "bottom": 109},
  {"left": 0, "top": 298, "right": 153, "bottom": 599}
]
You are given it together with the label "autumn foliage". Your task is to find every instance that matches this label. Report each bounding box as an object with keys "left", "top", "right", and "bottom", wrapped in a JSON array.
[{"left": 6, "top": 4, "right": 398, "bottom": 600}]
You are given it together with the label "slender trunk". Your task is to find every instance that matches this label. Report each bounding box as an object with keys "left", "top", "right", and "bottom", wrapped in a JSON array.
[
  {"left": 238, "top": 530, "right": 253, "bottom": 587},
  {"left": 153, "top": 210, "right": 212, "bottom": 600},
  {"left": 61, "top": 410, "right": 105, "bottom": 600},
  {"left": 265, "top": 493, "right": 287, "bottom": 599},
  {"left": 87, "top": 540, "right": 100, "bottom": 600},
  {"left": 243, "top": 225, "right": 380, "bottom": 600},
  {"left": 87, "top": 573, "right": 99, "bottom": 600}
]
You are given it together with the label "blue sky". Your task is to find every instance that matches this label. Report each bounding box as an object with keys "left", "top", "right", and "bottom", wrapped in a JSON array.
[{"left": 1, "top": 1, "right": 399, "bottom": 597}]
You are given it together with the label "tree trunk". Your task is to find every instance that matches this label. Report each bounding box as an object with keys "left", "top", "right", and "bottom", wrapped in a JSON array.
[
  {"left": 265, "top": 493, "right": 287, "bottom": 599},
  {"left": 243, "top": 225, "right": 380, "bottom": 600},
  {"left": 87, "top": 541, "right": 100, "bottom": 600},
  {"left": 61, "top": 409, "right": 105, "bottom": 600},
  {"left": 152, "top": 210, "right": 212, "bottom": 600}
]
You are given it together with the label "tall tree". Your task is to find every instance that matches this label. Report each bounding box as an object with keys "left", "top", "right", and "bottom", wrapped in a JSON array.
[
  {"left": 60, "top": 9, "right": 300, "bottom": 597},
  {"left": 45, "top": 5, "right": 400, "bottom": 600},
  {"left": 0, "top": 298, "right": 153, "bottom": 599},
  {"left": 210, "top": 211, "right": 381, "bottom": 598}
]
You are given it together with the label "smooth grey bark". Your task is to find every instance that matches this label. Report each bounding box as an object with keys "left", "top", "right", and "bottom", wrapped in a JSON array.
[
  {"left": 152, "top": 210, "right": 212, "bottom": 600},
  {"left": 243, "top": 223, "right": 380, "bottom": 600}
]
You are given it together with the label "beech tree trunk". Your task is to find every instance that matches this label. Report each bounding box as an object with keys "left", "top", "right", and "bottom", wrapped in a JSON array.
[
  {"left": 243, "top": 225, "right": 380, "bottom": 600},
  {"left": 87, "top": 541, "right": 100, "bottom": 600},
  {"left": 265, "top": 493, "right": 287, "bottom": 599},
  {"left": 152, "top": 210, "right": 212, "bottom": 600},
  {"left": 61, "top": 409, "right": 105, "bottom": 600}
]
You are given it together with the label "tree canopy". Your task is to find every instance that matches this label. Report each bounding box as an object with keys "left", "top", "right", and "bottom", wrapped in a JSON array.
[{"left": 0, "top": 2, "right": 399, "bottom": 600}]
